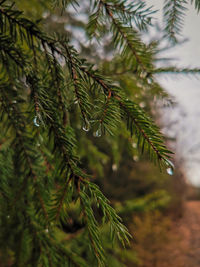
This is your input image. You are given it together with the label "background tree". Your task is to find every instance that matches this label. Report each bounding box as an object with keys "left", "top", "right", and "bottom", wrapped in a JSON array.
[{"left": 0, "top": 0, "right": 199, "bottom": 266}]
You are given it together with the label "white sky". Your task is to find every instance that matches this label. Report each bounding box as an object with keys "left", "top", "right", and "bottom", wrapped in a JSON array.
[{"left": 148, "top": 1, "right": 200, "bottom": 185}]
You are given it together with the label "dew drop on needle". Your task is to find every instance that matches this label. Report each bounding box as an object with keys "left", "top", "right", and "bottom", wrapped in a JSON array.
[
  {"left": 94, "top": 126, "right": 102, "bottom": 137},
  {"left": 33, "top": 116, "right": 40, "bottom": 127},
  {"left": 167, "top": 167, "right": 174, "bottom": 176},
  {"left": 82, "top": 119, "right": 90, "bottom": 132}
]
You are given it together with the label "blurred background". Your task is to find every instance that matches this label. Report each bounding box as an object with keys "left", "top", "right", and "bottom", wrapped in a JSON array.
[{"left": 149, "top": 0, "right": 200, "bottom": 187}]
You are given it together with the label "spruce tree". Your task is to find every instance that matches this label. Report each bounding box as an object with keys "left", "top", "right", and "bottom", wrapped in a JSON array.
[{"left": 0, "top": 0, "right": 199, "bottom": 266}]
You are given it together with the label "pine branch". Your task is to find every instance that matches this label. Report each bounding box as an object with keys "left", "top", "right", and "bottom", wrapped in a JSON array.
[
  {"left": 102, "top": 0, "right": 155, "bottom": 31},
  {"left": 163, "top": 0, "right": 187, "bottom": 43},
  {"left": 87, "top": 0, "right": 104, "bottom": 37},
  {"left": 153, "top": 66, "right": 200, "bottom": 76},
  {"left": 0, "top": 81, "right": 49, "bottom": 224},
  {"left": 118, "top": 99, "right": 173, "bottom": 162},
  {"left": 79, "top": 66, "right": 173, "bottom": 164},
  {"left": 79, "top": 189, "right": 105, "bottom": 266},
  {"left": 52, "top": 0, "right": 80, "bottom": 9},
  {"left": 54, "top": 174, "right": 73, "bottom": 221},
  {"left": 191, "top": 0, "right": 200, "bottom": 12},
  {"left": 64, "top": 44, "right": 92, "bottom": 123},
  {"left": 79, "top": 179, "right": 130, "bottom": 265},
  {"left": 46, "top": 46, "right": 68, "bottom": 126},
  {"left": 0, "top": 4, "right": 62, "bottom": 60},
  {"left": 0, "top": 34, "right": 28, "bottom": 69},
  {"left": 102, "top": 1, "right": 149, "bottom": 72}
]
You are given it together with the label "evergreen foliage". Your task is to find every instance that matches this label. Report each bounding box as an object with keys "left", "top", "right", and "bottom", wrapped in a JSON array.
[
  {"left": 163, "top": 0, "right": 187, "bottom": 43},
  {"left": 191, "top": 0, "right": 200, "bottom": 12},
  {"left": 0, "top": 0, "right": 199, "bottom": 266}
]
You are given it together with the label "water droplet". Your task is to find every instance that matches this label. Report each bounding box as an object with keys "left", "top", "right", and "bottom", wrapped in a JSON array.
[
  {"left": 166, "top": 167, "right": 174, "bottom": 175},
  {"left": 140, "top": 71, "right": 147, "bottom": 79},
  {"left": 42, "top": 11, "right": 50, "bottom": 19},
  {"left": 112, "top": 164, "right": 118, "bottom": 172},
  {"left": 165, "top": 159, "right": 175, "bottom": 175},
  {"left": 94, "top": 126, "right": 102, "bottom": 137},
  {"left": 147, "top": 78, "right": 153, "bottom": 84},
  {"left": 33, "top": 116, "right": 40, "bottom": 127},
  {"left": 45, "top": 228, "right": 49, "bottom": 233},
  {"left": 82, "top": 119, "right": 90, "bottom": 132}
]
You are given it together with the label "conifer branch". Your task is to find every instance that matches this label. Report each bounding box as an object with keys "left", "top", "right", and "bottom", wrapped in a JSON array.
[
  {"left": 99, "top": 89, "right": 112, "bottom": 124},
  {"left": 64, "top": 44, "right": 90, "bottom": 122},
  {"left": 191, "top": 0, "right": 200, "bottom": 12},
  {"left": 102, "top": 0, "right": 154, "bottom": 31},
  {"left": 79, "top": 66, "right": 172, "bottom": 163},
  {"left": 153, "top": 66, "right": 200, "bottom": 75},
  {"left": 55, "top": 174, "right": 73, "bottom": 221},
  {"left": 163, "top": 0, "right": 187, "bottom": 42},
  {"left": 102, "top": 1, "right": 148, "bottom": 72},
  {"left": 0, "top": 34, "right": 27, "bottom": 68},
  {"left": 0, "top": 83, "right": 49, "bottom": 223}
]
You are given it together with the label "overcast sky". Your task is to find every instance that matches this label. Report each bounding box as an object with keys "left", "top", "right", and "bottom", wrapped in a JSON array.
[{"left": 148, "top": 1, "right": 200, "bottom": 185}]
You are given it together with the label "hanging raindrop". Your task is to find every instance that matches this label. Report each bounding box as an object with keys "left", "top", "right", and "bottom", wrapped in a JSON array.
[
  {"left": 82, "top": 118, "right": 90, "bottom": 132},
  {"left": 94, "top": 126, "right": 102, "bottom": 137},
  {"left": 147, "top": 78, "right": 153, "bottom": 84},
  {"left": 140, "top": 71, "right": 147, "bottom": 79},
  {"left": 166, "top": 167, "right": 174, "bottom": 176},
  {"left": 165, "top": 159, "right": 175, "bottom": 176},
  {"left": 33, "top": 116, "right": 40, "bottom": 127}
]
